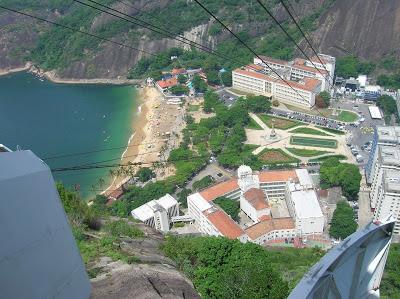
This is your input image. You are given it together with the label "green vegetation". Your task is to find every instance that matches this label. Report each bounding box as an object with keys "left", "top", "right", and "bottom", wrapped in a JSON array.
[
  {"left": 377, "top": 95, "right": 398, "bottom": 124},
  {"left": 377, "top": 73, "right": 400, "bottom": 90},
  {"left": 169, "top": 85, "right": 189, "bottom": 95},
  {"left": 178, "top": 74, "right": 187, "bottom": 84},
  {"left": 136, "top": 167, "right": 155, "bottom": 182},
  {"left": 381, "top": 244, "right": 400, "bottom": 298},
  {"left": 336, "top": 55, "right": 375, "bottom": 78},
  {"left": 320, "top": 157, "right": 361, "bottom": 201},
  {"left": 192, "top": 175, "right": 215, "bottom": 191},
  {"left": 192, "top": 74, "right": 208, "bottom": 93},
  {"left": 176, "top": 188, "right": 192, "bottom": 208},
  {"left": 214, "top": 197, "right": 240, "bottom": 221},
  {"left": 221, "top": 71, "right": 232, "bottom": 87},
  {"left": 316, "top": 126, "right": 346, "bottom": 135},
  {"left": 258, "top": 114, "right": 301, "bottom": 130},
  {"left": 258, "top": 148, "right": 300, "bottom": 165},
  {"left": 329, "top": 201, "right": 357, "bottom": 240},
  {"left": 335, "top": 110, "right": 358, "bottom": 122},
  {"left": 286, "top": 148, "right": 329, "bottom": 157},
  {"left": 290, "top": 136, "right": 337, "bottom": 148},
  {"left": 57, "top": 183, "right": 141, "bottom": 272},
  {"left": 246, "top": 95, "right": 272, "bottom": 113},
  {"left": 188, "top": 104, "right": 200, "bottom": 112},
  {"left": 162, "top": 236, "right": 325, "bottom": 296},
  {"left": 289, "top": 127, "right": 329, "bottom": 136},
  {"left": 104, "top": 219, "right": 144, "bottom": 238},
  {"left": 247, "top": 117, "right": 263, "bottom": 130},
  {"left": 315, "top": 91, "right": 331, "bottom": 108},
  {"left": 309, "top": 154, "right": 347, "bottom": 162}
]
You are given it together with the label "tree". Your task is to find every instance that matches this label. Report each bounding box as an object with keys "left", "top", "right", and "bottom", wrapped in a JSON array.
[
  {"left": 320, "top": 158, "right": 361, "bottom": 201},
  {"left": 205, "top": 69, "right": 220, "bottom": 85},
  {"left": 221, "top": 71, "right": 232, "bottom": 86},
  {"left": 319, "top": 91, "right": 331, "bottom": 107},
  {"left": 246, "top": 95, "right": 272, "bottom": 113},
  {"left": 177, "top": 74, "right": 187, "bottom": 84},
  {"left": 136, "top": 167, "right": 155, "bottom": 182},
  {"left": 377, "top": 95, "right": 398, "bottom": 123},
  {"left": 329, "top": 201, "right": 357, "bottom": 240},
  {"left": 177, "top": 188, "right": 192, "bottom": 208},
  {"left": 315, "top": 95, "right": 326, "bottom": 108},
  {"left": 203, "top": 90, "right": 220, "bottom": 113},
  {"left": 214, "top": 197, "right": 240, "bottom": 221},
  {"left": 192, "top": 175, "right": 214, "bottom": 191},
  {"left": 192, "top": 74, "right": 208, "bottom": 93},
  {"left": 169, "top": 85, "right": 189, "bottom": 95},
  {"left": 272, "top": 99, "right": 279, "bottom": 107}
]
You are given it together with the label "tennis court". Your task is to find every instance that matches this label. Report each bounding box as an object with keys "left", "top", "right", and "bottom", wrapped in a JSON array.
[{"left": 290, "top": 136, "right": 337, "bottom": 148}]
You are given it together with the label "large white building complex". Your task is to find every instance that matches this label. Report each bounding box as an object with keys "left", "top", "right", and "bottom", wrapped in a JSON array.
[
  {"left": 232, "top": 54, "right": 335, "bottom": 109},
  {"left": 131, "top": 194, "right": 179, "bottom": 233},
  {"left": 367, "top": 126, "right": 400, "bottom": 240},
  {"left": 187, "top": 165, "right": 324, "bottom": 245}
]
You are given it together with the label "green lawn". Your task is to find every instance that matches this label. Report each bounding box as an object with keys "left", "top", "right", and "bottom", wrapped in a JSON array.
[
  {"left": 335, "top": 110, "right": 358, "bottom": 122},
  {"left": 258, "top": 148, "right": 300, "bottom": 164},
  {"left": 290, "top": 136, "right": 338, "bottom": 148},
  {"left": 309, "top": 154, "right": 347, "bottom": 162},
  {"left": 247, "top": 118, "right": 263, "bottom": 130},
  {"left": 188, "top": 104, "right": 200, "bottom": 112},
  {"left": 286, "top": 147, "right": 330, "bottom": 157},
  {"left": 316, "top": 126, "right": 346, "bottom": 135},
  {"left": 289, "top": 127, "right": 330, "bottom": 136},
  {"left": 258, "top": 114, "right": 301, "bottom": 130}
]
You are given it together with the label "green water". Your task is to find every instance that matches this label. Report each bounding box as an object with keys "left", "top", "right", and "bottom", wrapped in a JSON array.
[{"left": 0, "top": 72, "right": 138, "bottom": 199}]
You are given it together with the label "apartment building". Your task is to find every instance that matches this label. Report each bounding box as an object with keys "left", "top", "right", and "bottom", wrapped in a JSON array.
[
  {"left": 131, "top": 194, "right": 179, "bottom": 232},
  {"left": 232, "top": 65, "right": 321, "bottom": 109},
  {"left": 285, "top": 182, "right": 324, "bottom": 236},
  {"left": 187, "top": 165, "right": 323, "bottom": 243}
]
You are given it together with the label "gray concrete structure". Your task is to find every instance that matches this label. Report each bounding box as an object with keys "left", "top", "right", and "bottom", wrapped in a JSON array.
[
  {"left": 289, "top": 217, "right": 395, "bottom": 299},
  {"left": 0, "top": 150, "right": 91, "bottom": 299}
]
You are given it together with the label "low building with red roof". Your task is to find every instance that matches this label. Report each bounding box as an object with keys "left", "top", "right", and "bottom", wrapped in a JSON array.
[
  {"left": 240, "top": 188, "right": 271, "bottom": 222},
  {"left": 156, "top": 77, "right": 178, "bottom": 92},
  {"left": 244, "top": 217, "right": 296, "bottom": 245}
]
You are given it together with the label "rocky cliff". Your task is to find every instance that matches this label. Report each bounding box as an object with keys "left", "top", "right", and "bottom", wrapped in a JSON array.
[{"left": 0, "top": 0, "right": 399, "bottom": 79}]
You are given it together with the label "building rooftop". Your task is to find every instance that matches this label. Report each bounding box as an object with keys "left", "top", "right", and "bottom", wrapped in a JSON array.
[
  {"left": 131, "top": 194, "right": 178, "bottom": 221},
  {"left": 292, "top": 63, "right": 328, "bottom": 75},
  {"left": 257, "top": 55, "right": 289, "bottom": 66},
  {"left": 156, "top": 77, "right": 178, "bottom": 89},
  {"left": 378, "top": 146, "right": 400, "bottom": 167},
  {"left": 258, "top": 169, "right": 297, "bottom": 183},
  {"left": 187, "top": 193, "right": 212, "bottom": 211},
  {"left": 199, "top": 178, "right": 239, "bottom": 202},
  {"left": 243, "top": 188, "right": 269, "bottom": 210},
  {"left": 245, "top": 217, "right": 295, "bottom": 240},
  {"left": 171, "top": 68, "right": 186, "bottom": 75},
  {"left": 234, "top": 67, "right": 321, "bottom": 92},
  {"left": 383, "top": 169, "right": 400, "bottom": 193},
  {"left": 369, "top": 106, "right": 382, "bottom": 119},
  {"left": 376, "top": 126, "right": 400, "bottom": 144},
  {"left": 295, "top": 169, "right": 313, "bottom": 188},
  {"left": 204, "top": 208, "right": 244, "bottom": 239},
  {"left": 289, "top": 185, "right": 323, "bottom": 219}
]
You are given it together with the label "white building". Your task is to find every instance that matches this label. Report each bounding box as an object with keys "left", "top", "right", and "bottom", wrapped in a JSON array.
[
  {"left": 131, "top": 194, "right": 179, "bottom": 232},
  {"left": 232, "top": 66, "right": 321, "bottom": 109},
  {"left": 240, "top": 188, "right": 270, "bottom": 222},
  {"left": 187, "top": 165, "right": 324, "bottom": 243},
  {"left": 285, "top": 182, "right": 324, "bottom": 235}
]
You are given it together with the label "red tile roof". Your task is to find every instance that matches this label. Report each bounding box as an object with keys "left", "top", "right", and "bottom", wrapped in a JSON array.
[
  {"left": 243, "top": 188, "right": 269, "bottom": 210},
  {"left": 292, "top": 63, "right": 328, "bottom": 75},
  {"left": 205, "top": 209, "right": 244, "bottom": 239},
  {"left": 199, "top": 178, "right": 239, "bottom": 202},
  {"left": 234, "top": 68, "right": 321, "bottom": 92},
  {"left": 171, "top": 68, "right": 186, "bottom": 75},
  {"left": 258, "top": 170, "right": 297, "bottom": 183},
  {"left": 258, "top": 55, "right": 289, "bottom": 66},
  {"left": 156, "top": 77, "right": 178, "bottom": 89},
  {"left": 245, "top": 217, "right": 295, "bottom": 240}
]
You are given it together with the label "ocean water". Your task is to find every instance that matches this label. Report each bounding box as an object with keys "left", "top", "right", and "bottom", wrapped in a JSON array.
[{"left": 0, "top": 72, "right": 138, "bottom": 199}]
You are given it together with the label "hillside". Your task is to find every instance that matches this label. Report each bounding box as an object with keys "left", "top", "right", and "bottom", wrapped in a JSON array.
[{"left": 0, "top": 0, "right": 347, "bottom": 79}]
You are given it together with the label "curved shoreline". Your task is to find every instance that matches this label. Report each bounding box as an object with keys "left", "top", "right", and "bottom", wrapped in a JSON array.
[{"left": 0, "top": 63, "right": 143, "bottom": 86}]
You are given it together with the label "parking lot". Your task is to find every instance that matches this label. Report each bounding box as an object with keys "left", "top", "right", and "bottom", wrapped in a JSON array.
[{"left": 331, "top": 98, "right": 385, "bottom": 166}]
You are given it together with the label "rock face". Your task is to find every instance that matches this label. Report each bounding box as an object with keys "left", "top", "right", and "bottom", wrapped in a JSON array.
[
  {"left": 89, "top": 224, "right": 200, "bottom": 299},
  {"left": 314, "top": 0, "right": 400, "bottom": 59}
]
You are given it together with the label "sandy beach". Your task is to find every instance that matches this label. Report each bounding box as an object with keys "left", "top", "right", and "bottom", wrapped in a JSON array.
[
  {"left": 103, "top": 86, "right": 186, "bottom": 195},
  {"left": 0, "top": 62, "right": 31, "bottom": 76}
]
